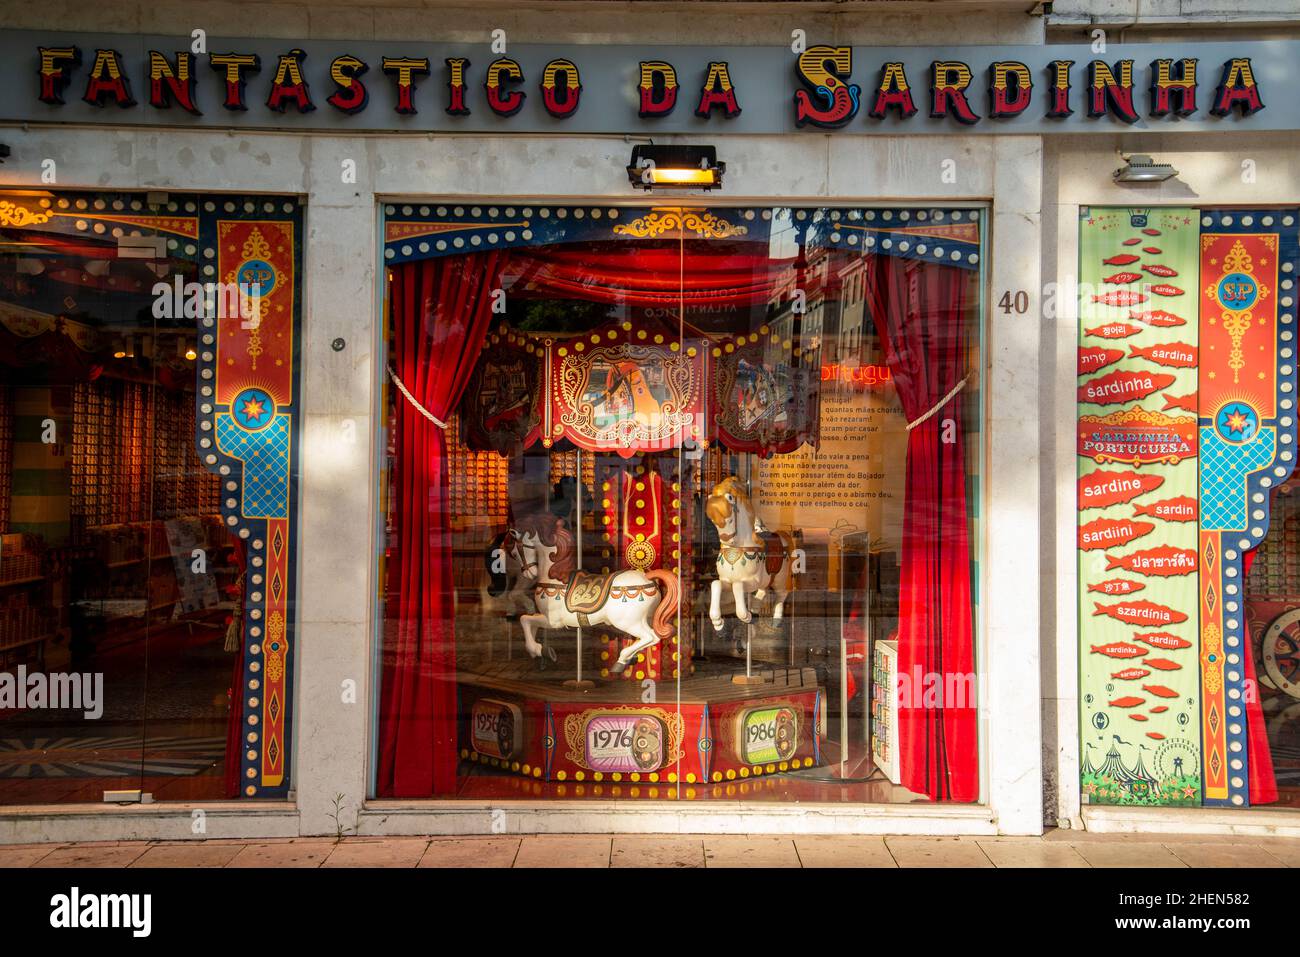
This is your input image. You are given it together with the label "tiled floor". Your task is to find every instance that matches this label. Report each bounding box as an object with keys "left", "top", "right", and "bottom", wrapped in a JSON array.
[{"left": 0, "top": 832, "right": 1295, "bottom": 867}]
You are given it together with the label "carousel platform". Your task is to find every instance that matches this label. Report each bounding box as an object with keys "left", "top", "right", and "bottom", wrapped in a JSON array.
[{"left": 456, "top": 657, "right": 826, "bottom": 787}]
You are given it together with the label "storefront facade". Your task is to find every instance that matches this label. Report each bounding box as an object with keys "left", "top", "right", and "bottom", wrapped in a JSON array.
[{"left": 0, "top": 0, "right": 1295, "bottom": 842}]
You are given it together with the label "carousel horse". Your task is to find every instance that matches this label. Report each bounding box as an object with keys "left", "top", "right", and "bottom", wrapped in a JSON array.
[
  {"left": 510, "top": 512, "right": 680, "bottom": 673},
  {"left": 482, "top": 529, "right": 534, "bottom": 619},
  {"left": 703, "top": 476, "right": 798, "bottom": 633}
]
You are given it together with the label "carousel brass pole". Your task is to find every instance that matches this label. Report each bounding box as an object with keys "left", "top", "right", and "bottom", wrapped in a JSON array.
[{"left": 565, "top": 448, "right": 593, "bottom": 689}]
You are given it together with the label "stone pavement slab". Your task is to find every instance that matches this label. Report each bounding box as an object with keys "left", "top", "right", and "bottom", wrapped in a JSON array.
[
  {"left": 886, "top": 837, "right": 994, "bottom": 867},
  {"left": 704, "top": 836, "right": 801, "bottom": 867},
  {"left": 418, "top": 837, "right": 522, "bottom": 868},
  {"left": 793, "top": 836, "right": 897, "bottom": 868},
  {"left": 228, "top": 841, "right": 337, "bottom": 868},
  {"left": 611, "top": 837, "right": 705, "bottom": 868},
  {"left": 513, "top": 836, "right": 612, "bottom": 868},
  {"left": 129, "top": 843, "right": 245, "bottom": 868}
]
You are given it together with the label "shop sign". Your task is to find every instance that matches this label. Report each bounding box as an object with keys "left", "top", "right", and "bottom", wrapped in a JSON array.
[{"left": 1, "top": 32, "right": 1292, "bottom": 135}]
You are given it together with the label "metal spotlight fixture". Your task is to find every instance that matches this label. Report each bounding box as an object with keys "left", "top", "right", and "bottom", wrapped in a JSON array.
[
  {"left": 1113, "top": 153, "right": 1178, "bottom": 184},
  {"left": 627, "top": 144, "right": 724, "bottom": 191}
]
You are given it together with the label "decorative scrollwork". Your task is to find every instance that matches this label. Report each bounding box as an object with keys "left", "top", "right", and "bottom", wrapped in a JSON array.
[
  {"left": 613, "top": 208, "right": 748, "bottom": 240},
  {"left": 0, "top": 202, "right": 52, "bottom": 227}
]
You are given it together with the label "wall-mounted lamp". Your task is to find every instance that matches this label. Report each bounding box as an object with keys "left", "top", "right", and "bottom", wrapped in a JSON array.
[
  {"left": 1113, "top": 153, "right": 1178, "bottom": 184},
  {"left": 627, "top": 144, "right": 724, "bottom": 191}
]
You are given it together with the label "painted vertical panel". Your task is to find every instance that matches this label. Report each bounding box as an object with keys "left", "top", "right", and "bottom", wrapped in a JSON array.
[
  {"left": 1079, "top": 208, "right": 1202, "bottom": 806},
  {"left": 1197, "top": 210, "right": 1300, "bottom": 806}
]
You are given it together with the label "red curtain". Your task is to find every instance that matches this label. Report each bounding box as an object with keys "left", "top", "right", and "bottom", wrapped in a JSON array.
[
  {"left": 1238, "top": 547, "right": 1279, "bottom": 804},
  {"left": 378, "top": 251, "right": 506, "bottom": 797},
  {"left": 508, "top": 243, "right": 793, "bottom": 307},
  {"left": 862, "top": 254, "right": 978, "bottom": 803}
]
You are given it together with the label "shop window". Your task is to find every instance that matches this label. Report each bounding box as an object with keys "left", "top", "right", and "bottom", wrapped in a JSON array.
[
  {"left": 0, "top": 190, "right": 302, "bottom": 802},
  {"left": 375, "top": 204, "right": 986, "bottom": 804},
  {"left": 1077, "top": 206, "right": 1300, "bottom": 809}
]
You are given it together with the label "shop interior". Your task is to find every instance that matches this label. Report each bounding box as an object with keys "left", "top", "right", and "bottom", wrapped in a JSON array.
[{"left": 0, "top": 190, "right": 238, "bottom": 803}]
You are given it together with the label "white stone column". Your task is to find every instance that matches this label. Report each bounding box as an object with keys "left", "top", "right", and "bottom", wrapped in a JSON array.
[
  {"left": 986, "top": 135, "right": 1046, "bottom": 834},
  {"left": 293, "top": 138, "right": 379, "bottom": 836}
]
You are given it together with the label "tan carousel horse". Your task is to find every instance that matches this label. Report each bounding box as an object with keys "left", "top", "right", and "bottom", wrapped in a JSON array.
[
  {"left": 509, "top": 512, "right": 680, "bottom": 673},
  {"left": 703, "top": 476, "right": 798, "bottom": 632}
]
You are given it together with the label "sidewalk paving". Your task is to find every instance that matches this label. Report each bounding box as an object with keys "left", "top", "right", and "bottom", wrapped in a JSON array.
[{"left": 1, "top": 831, "right": 1298, "bottom": 867}]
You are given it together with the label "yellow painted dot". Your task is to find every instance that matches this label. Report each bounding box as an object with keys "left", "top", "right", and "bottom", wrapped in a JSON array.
[
  {"left": 686, "top": 773, "right": 696, "bottom": 783},
  {"left": 654, "top": 334, "right": 664, "bottom": 344},
  {"left": 712, "top": 347, "right": 721, "bottom": 357},
  {"left": 637, "top": 654, "right": 645, "bottom": 662},
  {"left": 649, "top": 772, "right": 659, "bottom": 782},
  {"left": 670, "top": 342, "right": 680, "bottom": 352},
  {"left": 557, "top": 770, "right": 566, "bottom": 781},
  {"left": 636, "top": 670, "right": 645, "bottom": 680},
  {"left": 533, "top": 767, "right": 542, "bottom": 778},
  {"left": 712, "top": 772, "right": 722, "bottom": 782},
  {"left": 511, "top": 762, "right": 520, "bottom": 772},
  {"left": 612, "top": 773, "right": 622, "bottom": 782},
  {"left": 753, "top": 764, "right": 763, "bottom": 775},
  {"left": 779, "top": 761, "right": 789, "bottom": 771},
  {"left": 740, "top": 767, "right": 750, "bottom": 778},
  {"left": 637, "top": 330, "right": 647, "bottom": 339},
  {"left": 766, "top": 764, "right": 776, "bottom": 774},
  {"left": 667, "top": 772, "right": 678, "bottom": 783},
  {"left": 593, "top": 772, "right": 603, "bottom": 781},
  {"left": 575, "top": 771, "right": 585, "bottom": 781},
  {"left": 558, "top": 347, "right": 567, "bottom": 356},
  {"left": 630, "top": 773, "right": 640, "bottom": 782},
  {"left": 460, "top": 749, "right": 469, "bottom": 759},
  {"left": 522, "top": 764, "right": 531, "bottom": 775},
  {"left": 726, "top": 769, "right": 736, "bottom": 780},
  {"left": 575, "top": 342, "right": 584, "bottom": 351},
  {"left": 600, "top": 668, "right": 609, "bottom": 677}
]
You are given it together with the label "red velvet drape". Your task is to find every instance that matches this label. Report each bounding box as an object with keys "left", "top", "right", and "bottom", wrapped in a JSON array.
[
  {"left": 862, "top": 254, "right": 978, "bottom": 803},
  {"left": 378, "top": 251, "right": 506, "bottom": 798},
  {"left": 1239, "top": 547, "right": 1279, "bottom": 804},
  {"left": 509, "top": 244, "right": 793, "bottom": 307}
]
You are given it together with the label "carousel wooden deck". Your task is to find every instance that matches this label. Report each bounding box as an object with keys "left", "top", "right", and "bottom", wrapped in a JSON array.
[{"left": 457, "top": 659, "right": 821, "bottom": 705}]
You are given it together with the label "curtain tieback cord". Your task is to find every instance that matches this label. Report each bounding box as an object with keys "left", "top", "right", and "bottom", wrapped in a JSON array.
[
  {"left": 906, "top": 374, "right": 970, "bottom": 433},
  {"left": 387, "top": 364, "right": 449, "bottom": 430}
]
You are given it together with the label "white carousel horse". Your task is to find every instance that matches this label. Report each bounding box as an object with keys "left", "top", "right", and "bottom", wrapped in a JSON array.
[
  {"left": 703, "top": 476, "right": 799, "bottom": 632},
  {"left": 510, "top": 512, "right": 680, "bottom": 673}
]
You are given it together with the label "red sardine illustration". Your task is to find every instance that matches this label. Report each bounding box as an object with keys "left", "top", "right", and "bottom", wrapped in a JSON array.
[
  {"left": 1128, "top": 342, "right": 1197, "bottom": 368},
  {"left": 1141, "top": 264, "right": 1179, "bottom": 278},
  {"left": 1142, "top": 246, "right": 1162, "bottom": 254},
  {"left": 1134, "top": 631, "right": 1192, "bottom": 650},
  {"left": 1093, "top": 601, "right": 1188, "bottom": 626},
  {"left": 1111, "top": 667, "right": 1151, "bottom": 680},
  {"left": 1133, "top": 496, "right": 1198, "bottom": 522},
  {"left": 1079, "top": 370, "right": 1176, "bottom": 406},
  {"left": 1104, "top": 271, "right": 1143, "bottom": 285},
  {"left": 1088, "top": 578, "right": 1146, "bottom": 596},
  {"left": 1104, "top": 545, "right": 1198, "bottom": 576},
  {"left": 1109, "top": 696, "right": 1145, "bottom": 708},
  {"left": 1146, "top": 732, "right": 1166, "bottom": 740},
  {"left": 1161, "top": 392, "right": 1198, "bottom": 412},
  {"left": 1142, "top": 228, "right": 1161, "bottom": 235},
  {"left": 1080, "top": 518, "right": 1155, "bottom": 551},
  {"left": 1142, "top": 683, "right": 1179, "bottom": 699},
  {"left": 1150, "top": 706, "right": 1169, "bottom": 714},
  {"left": 1079, "top": 470, "right": 1165, "bottom": 509},
  {"left": 1102, "top": 253, "right": 1141, "bottom": 266},
  {"left": 1092, "top": 291, "right": 1149, "bottom": 306},
  {"left": 1078, "top": 346, "right": 1125, "bottom": 375},
  {"left": 1090, "top": 642, "right": 1149, "bottom": 659},
  {"left": 1144, "top": 658, "right": 1182, "bottom": 671},
  {"left": 1122, "top": 238, "right": 1142, "bottom": 246},
  {"left": 1149, "top": 284, "right": 1184, "bottom": 297},
  {"left": 1130, "top": 714, "right": 1149, "bottom": 721},
  {"left": 1129, "top": 310, "right": 1186, "bottom": 328},
  {"left": 1085, "top": 322, "right": 1145, "bottom": 339}
]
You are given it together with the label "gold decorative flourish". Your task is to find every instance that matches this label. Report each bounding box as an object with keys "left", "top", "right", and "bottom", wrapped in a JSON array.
[
  {"left": 563, "top": 707, "right": 685, "bottom": 770},
  {"left": 241, "top": 227, "right": 273, "bottom": 261},
  {"left": 613, "top": 208, "right": 748, "bottom": 239},
  {"left": 1077, "top": 405, "right": 1194, "bottom": 428},
  {"left": 1215, "top": 240, "right": 1272, "bottom": 384},
  {"left": 1201, "top": 622, "right": 1222, "bottom": 696},
  {"left": 264, "top": 612, "right": 285, "bottom": 683},
  {"left": 0, "top": 201, "right": 52, "bottom": 227}
]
